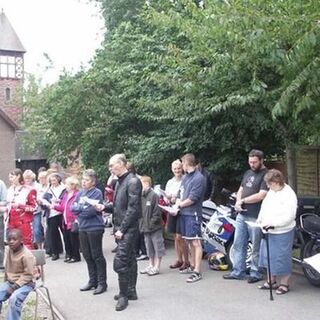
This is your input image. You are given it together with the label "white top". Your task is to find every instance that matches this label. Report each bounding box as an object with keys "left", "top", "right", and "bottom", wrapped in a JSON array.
[
  {"left": 165, "top": 177, "right": 182, "bottom": 198},
  {"left": 257, "top": 184, "right": 297, "bottom": 234},
  {"left": 47, "top": 184, "right": 65, "bottom": 218}
]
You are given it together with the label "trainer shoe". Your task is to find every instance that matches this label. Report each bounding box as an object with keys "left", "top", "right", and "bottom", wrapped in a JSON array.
[
  {"left": 140, "top": 265, "right": 153, "bottom": 274},
  {"left": 147, "top": 267, "right": 160, "bottom": 276}
]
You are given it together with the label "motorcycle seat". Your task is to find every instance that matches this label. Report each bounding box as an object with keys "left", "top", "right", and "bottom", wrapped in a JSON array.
[{"left": 303, "top": 214, "right": 320, "bottom": 233}]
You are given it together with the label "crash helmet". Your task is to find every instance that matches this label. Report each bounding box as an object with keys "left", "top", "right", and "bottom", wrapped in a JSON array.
[{"left": 208, "top": 252, "right": 229, "bottom": 271}]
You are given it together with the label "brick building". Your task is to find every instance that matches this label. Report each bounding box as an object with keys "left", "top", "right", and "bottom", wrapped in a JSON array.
[{"left": 0, "top": 9, "right": 25, "bottom": 183}]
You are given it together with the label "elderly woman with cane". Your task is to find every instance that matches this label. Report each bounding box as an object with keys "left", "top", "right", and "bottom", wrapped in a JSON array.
[{"left": 256, "top": 169, "right": 297, "bottom": 295}]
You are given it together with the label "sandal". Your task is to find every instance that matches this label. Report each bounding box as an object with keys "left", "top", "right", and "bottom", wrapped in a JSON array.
[
  {"left": 169, "top": 261, "right": 183, "bottom": 269},
  {"left": 276, "top": 284, "right": 290, "bottom": 295},
  {"left": 186, "top": 272, "right": 202, "bottom": 283},
  {"left": 258, "top": 282, "right": 278, "bottom": 290}
]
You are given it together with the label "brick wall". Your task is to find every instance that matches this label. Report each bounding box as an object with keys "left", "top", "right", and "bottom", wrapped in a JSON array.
[
  {"left": 0, "top": 78, "right": 23, "bottom": 122},
  {"left": 0, "top": 116, "right": 16, "bottom": 185}
]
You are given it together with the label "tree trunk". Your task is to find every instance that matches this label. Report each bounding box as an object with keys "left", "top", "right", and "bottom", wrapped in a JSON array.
[{"left": 286, "top": 145, "right": 297, "bottom": 192}]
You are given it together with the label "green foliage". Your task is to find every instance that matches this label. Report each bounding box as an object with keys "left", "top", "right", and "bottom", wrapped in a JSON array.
[{"left": 22, "top": 0, "right": 320, "bottom": 185}]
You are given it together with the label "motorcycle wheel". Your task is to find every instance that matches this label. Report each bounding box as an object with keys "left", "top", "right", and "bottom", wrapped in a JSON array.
[
  {"left": 226, "top": 241, "right": 253, "bottom": 272},
  {"left": 301, "top": 239, "right": 320, "bottom": 287}
]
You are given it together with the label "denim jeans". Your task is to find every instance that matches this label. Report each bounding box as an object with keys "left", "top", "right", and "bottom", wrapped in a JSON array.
[
  {"left": 0, "top": 281, "right": 34, "bottom": 320},
  {"left": 230, "top": 213, "right": 262, "bottom": 279},
  {"left": 32, "top": 212, "right": 44, "bottom": 244}
]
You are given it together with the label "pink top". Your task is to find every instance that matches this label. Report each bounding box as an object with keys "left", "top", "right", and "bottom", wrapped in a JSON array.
[{"left": 54, "top": 190, "right": 78, "bottom": 230}]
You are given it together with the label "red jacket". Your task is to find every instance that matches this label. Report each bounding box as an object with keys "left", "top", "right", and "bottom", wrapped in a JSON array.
[
  {"left": 7, "top": 185, "right": 37, "bottom": 223},
  {"left": 54, "top": 190, "right": 78, "bottom": 230}
]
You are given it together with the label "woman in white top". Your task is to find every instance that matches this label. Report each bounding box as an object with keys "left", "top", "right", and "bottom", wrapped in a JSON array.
[
  {"left": 165, "top": 160, "right": 190, "bottom": 270},
  {"left": 257, "top": 169, "right": 297, "bottom": 295},
  {"left": 42, "top": 173, "right": 65, "bottom": 261}
]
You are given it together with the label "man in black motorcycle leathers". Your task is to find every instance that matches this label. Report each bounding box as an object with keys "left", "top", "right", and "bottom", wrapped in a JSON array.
[{"left": 101, "top": 153, "right": 142, "bottom": 311}]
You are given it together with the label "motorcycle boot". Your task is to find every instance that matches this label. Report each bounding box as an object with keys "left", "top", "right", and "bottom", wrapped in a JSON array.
[{"left": 115, "top": 276, "right": 129, "bottom": 311}]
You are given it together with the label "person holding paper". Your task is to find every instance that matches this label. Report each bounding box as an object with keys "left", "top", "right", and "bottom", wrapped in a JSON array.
[
  {"left": 176, "top": 153, "right": 206, "bottom": 283},
  {"left": 42, "top": 173, "right": 65, "bottom": 260},
  {"left": 223, "top": 149, "right": 268, "bottom": 283},
  {"left": 6, "top": 169, "right": 37, "bottom": 250},
  {"left": 256, "top": 169, "right": 297, "bottom": 295},
  {"left": 165, "top": 159, "right": 190, "bottom": 271},
  {"left": 53, "top": 176, "right": 81, "bottom": 263},
  {"left": 71, "top": 169, "right": 107, "bottom": 295}
]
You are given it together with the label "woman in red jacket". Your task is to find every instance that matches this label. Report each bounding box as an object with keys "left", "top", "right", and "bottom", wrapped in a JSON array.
[
  {"left": 54, "top": 176, "right": 81, "bottom": 263},
  {"left": 6, "top": 169, "right": 37, "bottom": 249}
]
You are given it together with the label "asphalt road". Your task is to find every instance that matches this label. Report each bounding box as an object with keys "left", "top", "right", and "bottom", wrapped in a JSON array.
[{"left": 44, "top": 231, "right": 320, "bottom": 320}]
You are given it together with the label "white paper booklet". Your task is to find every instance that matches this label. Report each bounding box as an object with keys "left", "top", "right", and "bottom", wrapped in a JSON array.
[
  {"left": 158, "top": 204, "right": 179, "bottom": 216},
  {"left": 82, "top": 196, "right": 100, "bottom": 206}
]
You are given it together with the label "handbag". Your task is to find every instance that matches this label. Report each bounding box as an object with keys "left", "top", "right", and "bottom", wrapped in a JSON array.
[{"left": 71, "top": 220, "right": 79, "bottom": 233}]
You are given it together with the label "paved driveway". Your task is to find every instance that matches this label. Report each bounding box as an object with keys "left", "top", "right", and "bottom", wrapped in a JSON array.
[{"left": 44, "top": 232, "right": 320, "bottom": 320}]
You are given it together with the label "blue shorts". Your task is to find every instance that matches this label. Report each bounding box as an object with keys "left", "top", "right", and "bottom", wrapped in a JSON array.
[{"left": 180, "top": 214, "right": 202, "bottom": 240}]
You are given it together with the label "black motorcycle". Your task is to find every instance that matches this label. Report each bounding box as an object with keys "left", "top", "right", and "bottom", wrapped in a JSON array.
[
  {"left": 298, "top": 213, "right": 320, "bottom": 286},
  {"left": 293, "top": 198, "right": 320, "bottom": 286}
]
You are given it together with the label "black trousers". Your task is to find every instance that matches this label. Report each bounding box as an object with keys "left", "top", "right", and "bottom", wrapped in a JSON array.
[
  {"left": 79, "top": 230, "right": 107, "bottom": 286},
  {"left": 62, "top": 228, "right": 81, "bottom": 260},
  {"left": 47, "top": 215, "right": 63, "bottom": 256}
]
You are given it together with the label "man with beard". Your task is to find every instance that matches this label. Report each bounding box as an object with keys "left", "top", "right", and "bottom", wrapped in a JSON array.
[
  {"left": 97, "top": 154, "right": 142, "bottom": 311},
  {"left": 223, "top": 149, "right": 268, "bottom": 283}
]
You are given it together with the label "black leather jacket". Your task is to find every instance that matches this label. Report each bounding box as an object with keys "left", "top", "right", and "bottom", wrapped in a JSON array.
[{"left": 113, "top": 172, "right": 142, "bottom": 234}]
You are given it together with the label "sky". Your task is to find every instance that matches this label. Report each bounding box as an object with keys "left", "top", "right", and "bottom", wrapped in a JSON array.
[{"left": 0, "top": 0, "right": 105, "bottom": 84}]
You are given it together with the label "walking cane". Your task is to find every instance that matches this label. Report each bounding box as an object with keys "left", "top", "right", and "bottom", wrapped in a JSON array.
[{"left": 263, "top": 226, "right": 275, "bottom": 301}]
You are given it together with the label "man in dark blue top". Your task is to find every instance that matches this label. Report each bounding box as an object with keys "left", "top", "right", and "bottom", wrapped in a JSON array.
[
  {"left": 223, "top": 149, "right": 268, "bottom": 283},
  {"left": 176, "top": 153, "right": 206, "bottom": 283}
]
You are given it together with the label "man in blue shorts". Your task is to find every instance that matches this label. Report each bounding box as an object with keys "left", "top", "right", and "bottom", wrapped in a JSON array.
[{"left": 176, "top": 153, "right": 206, "bottom": 283}]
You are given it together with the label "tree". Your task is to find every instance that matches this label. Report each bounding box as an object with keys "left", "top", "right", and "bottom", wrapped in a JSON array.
[{"left": 23, "top": 0, "right": 320, "bottom": 187}]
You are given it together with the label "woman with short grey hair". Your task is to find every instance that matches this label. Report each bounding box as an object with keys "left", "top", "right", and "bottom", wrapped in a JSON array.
[{"left": 71, "top": 169, "right": 107, "bottom": 295}]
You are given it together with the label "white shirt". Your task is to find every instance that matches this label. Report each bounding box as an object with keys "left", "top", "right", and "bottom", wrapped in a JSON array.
[{"left": 47, "top": 184, "right": 65, "bottom": 218}]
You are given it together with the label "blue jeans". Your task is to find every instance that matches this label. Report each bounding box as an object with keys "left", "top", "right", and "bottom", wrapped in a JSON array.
[
  {"left": 32, "top": 212, "right": 44, "bottom": 244},
  {"left": 0, "top": 281, "right": 34, "bottom": 320},
  {"left": 231, "top": 213, "right": 262, "bottom": 279}
]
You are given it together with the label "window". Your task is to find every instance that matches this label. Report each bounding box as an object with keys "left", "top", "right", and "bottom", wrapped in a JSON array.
[
  {"left": 0, "top": 54, "right": 23, "bottom": 79},
  {"left": 5, "top": 88, "right": 11, "bottom": 101}
]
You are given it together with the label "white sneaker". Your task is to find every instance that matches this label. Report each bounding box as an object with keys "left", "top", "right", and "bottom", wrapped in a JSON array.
[
  {"left": 140, "top": 265, "right": 152, "bottom": 274},
  {"left": 147, "top": 267, "right": 160, "bottom": 276}
]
